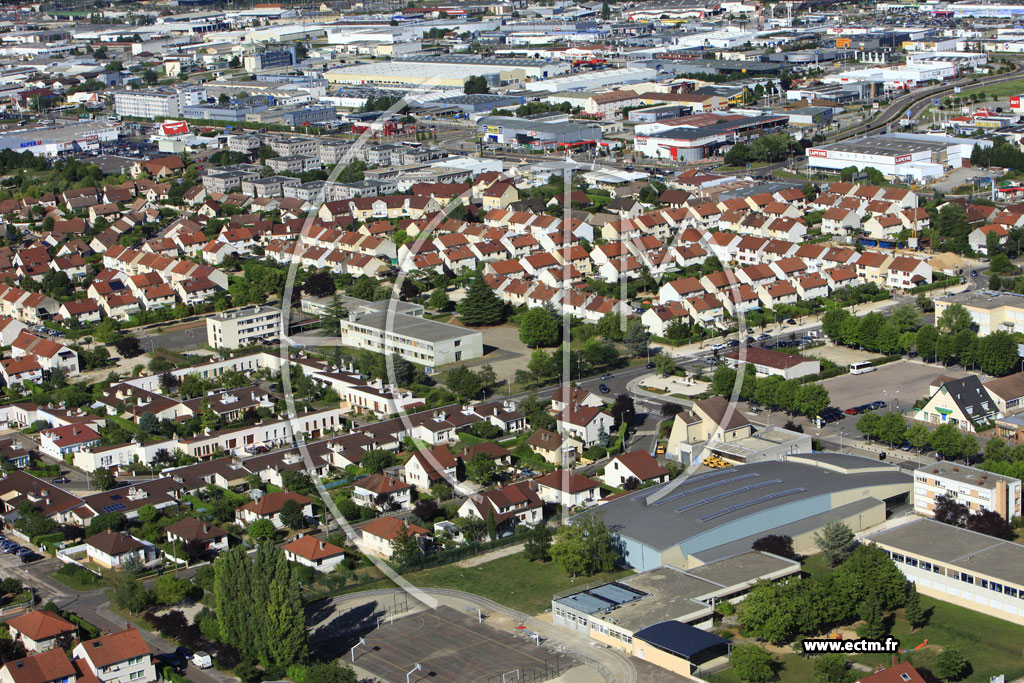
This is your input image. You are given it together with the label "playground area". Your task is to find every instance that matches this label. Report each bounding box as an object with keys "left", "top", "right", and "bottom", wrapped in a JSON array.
[{"left": 311, "top": 599, "right": 579, "bottom": 683}]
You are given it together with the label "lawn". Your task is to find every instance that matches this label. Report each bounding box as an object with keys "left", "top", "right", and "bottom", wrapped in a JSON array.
[
  {"left": 711, "top": 555, "right": 1024, "bottom": 682},
  {"left": 960, "top": 76, "right": 1024, "bottom": 99},
  {"left": 410, "top": 552, "right": 632, "bottom": 615},
  {"left": 321, "top": 551, "right": 632, "bottom": 616}
]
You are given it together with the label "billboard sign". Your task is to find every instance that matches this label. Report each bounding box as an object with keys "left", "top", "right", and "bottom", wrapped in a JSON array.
[
  {"left": 160, "top": 120, "right": 190, "bottom": 136},
  {"left": 808, "top": 149, "right": 828, "bottom": 158}
]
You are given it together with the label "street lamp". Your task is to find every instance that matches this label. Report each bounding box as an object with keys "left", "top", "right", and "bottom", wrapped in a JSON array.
[{"left": 407, "top": 663, "right": 422, "bottom": 683}]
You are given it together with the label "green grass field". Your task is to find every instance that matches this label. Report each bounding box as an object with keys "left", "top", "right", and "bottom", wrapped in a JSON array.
[
  {"left": 710, "top": 555, "right": 1024, "bottom": 682},
  {"left": 325, "top": 551, "right": 631, "bottom": 616},
  {"left": 959, "top": 76, "right": 1024, "bottom": 100}
]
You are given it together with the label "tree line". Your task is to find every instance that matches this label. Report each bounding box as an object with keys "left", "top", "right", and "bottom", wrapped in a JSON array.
[{"left": 711, "top": 364, "right": 830, "bottom": 419}]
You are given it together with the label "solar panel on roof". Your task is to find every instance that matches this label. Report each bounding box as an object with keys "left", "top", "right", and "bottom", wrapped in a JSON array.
[
  {"left": 675, "top": 480, "right": 783, "bottom": 513},
  {"left": 655, "top": 473, "right": 760, "bottom": 505},
  {"left": 698, "top": 488, "right": 806, "bottom": 522},
  {"left": 638, "top": 468, "right": 733, "bottom": 504},
  {"left": 101, "top": 502, "right": 126, "bottom": 513},
  {"left": 589, "top": 583, "right": 645, "bottom": 605}
]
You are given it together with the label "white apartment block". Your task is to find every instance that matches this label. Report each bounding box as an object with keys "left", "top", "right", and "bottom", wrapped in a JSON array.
[
  {"left": 114, "top": 91, "right": 181, "bottom": 119},
  {"left": 206, "top": 305, "right": 282, "bottom": 349},
  {"left": 914, "top": 461, "right": 1022, "bottom": 521}
]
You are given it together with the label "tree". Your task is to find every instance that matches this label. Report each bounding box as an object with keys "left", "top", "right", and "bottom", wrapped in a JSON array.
[
  {"left": 391, "top": 523, "right": 421, "bottom": 566},
  {"left": 108, "top": 569, "right": 151, "bottom": 614},
  {"left": 935, "top": 647, "right": 969, "bottom": 682},
  {"left": 601, "top": 0, "right": 610, "bottom": 19},
  {"left": 915, "top": 324, "right": 939, "bottom": 360},
  {"left": 813, "top": 653, "right": 847, "bottom": 683},
  {"left": 977, "top": 330, "right": 1018, "bottom": 376},
  {"left": 247, "top": 519, "right": 275, "bottom": 541},
  {"left": 214, "top": 543, "right": 306, "bottom": 668},
  {"left": 795, "top": 384, "right": 830, "bottom": 418},
  {"left": 228, "top": 55, "right": 241, "bottom": 69},
  {"left": 905, "top": 423, "right": 931, "bottom": 453},
  {"left": 874, "top": 412, "right": 907, "bottom": 447},
  {"left": 464, "top": 75, "right": 490, "bottom": 94},
  {"left": 428, "top": 287, "right": 450, "bottom": 312},
  {"left": 412, "top": 499, "right": 440, "bottom": 524},
  {"left": 137, "top": 411, "right": 159, "bottom": 434},
  {"left": 519, "top": 307, "right": 560, "bottom": 348},
  {"left": 524, "top": 524, "right": 553, "bottom": 562},
  {"left": 654, "top": 353, "right": 676, "bottom": 376},
  {"left": 390, "top": 354, "right": 416, "bottom": 387},
  {"left": 712, "top": 364, "right": 738, "bottom": 396},
  {"left": 549, "top": 514, "right": 619, "bottom": 577},
  {"left": 889, "top": 301, "right": 920, "bottom": 333},
  {"left": 279, "top": 499, "right": 306, "bottom": 529},
  {"left": 730, "top": 645, "right": 776, "bottom": 683},
  {"left": 445, "top": 365, "right": 482, "bottom": 399},
  {"left": 822, "top": 307, "right": 851, "bottom": 340},
  {"left": 938, "top": 303, "right": 973, "bottom": 335},
  {"left": 965, "top": 508, "right": 1015, "bottom": 539},
  {"left": 904, "top": 581, "right": 928, "bottom": 631},
  {"left": 857, "top": 589, "right": 887, "bottom": 640},
  {"left": 465, "top": 453, "right": 496, "bottom": 484},
  {"left": 595, "top": 312, "right": 624, "bottom": 341},
  {"left": 153, "top": 574, "right": 189, "bottom": 605},
  {"left": 751, "top": 534, "right": 797, "bottom": 560},
  {"left": 934, "top": 203, "right": 971, "bottom": 254},
  {"left": 113, "top": 334, "right": 141, "bottom": 358},
  {"left": 304, "top": 271, "right": 336, "bottom": 297},
  {"left": 623, "top": 319, "right": 650, "bottom": 358},
  {"left": 304, "top": 663, "right": 357, "bottom": 683},
  {"left": 813, "top": 520, "right": 855, "bottom": 567},
  {"left": 91, "top": 468, "right": 116, "bottom": 491},
  {"left": 458, "top": 277, "right": 505, "bottom": 326},
  {"left": 932, "top": 494, "right": 969, "bottom": 527},
  {"left": 361, "top": 449, "right": 396, "bottom": 474}
]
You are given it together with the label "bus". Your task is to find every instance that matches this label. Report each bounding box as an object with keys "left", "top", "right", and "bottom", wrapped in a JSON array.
[{"left": 849, "top": 361, "right": 876, "bottom": 375}]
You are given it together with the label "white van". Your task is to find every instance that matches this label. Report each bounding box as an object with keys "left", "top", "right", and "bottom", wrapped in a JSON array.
[
  {"left": 849, "top": 361, "right": 876, "bottom": 375},
  {"left": 192, "top": 652, "right": 212, "bottom": 669}
]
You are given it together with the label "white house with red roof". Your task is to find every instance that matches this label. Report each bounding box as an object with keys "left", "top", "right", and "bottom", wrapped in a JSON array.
[
  {"left": 600, "top": 450, "right": 669, "bottom": 488},
  {"left": 11, "top": 332, "right": 79, "bottom": 376},
  {"left": 886, "top": 257, "right": 932, "bottom": 290},
  {"left": 6, "top": 610, "right": 77, "bottom": 653},
  {"left": 359, "top": 517, "right": 429, "bottom": 560},
  {"left": 72, "top": 628, "right": 154, "bottom": 683},
  {"left": 533, "top": 470, "right": 602, "bottom": 507},
  {"left": 235, "top": 491, "right": 313, "bottom": 528},
  {"left": 38, "top": 424, "right": 99, "bottom": 459},
  {"left": 457, "top": 481, "right": 543, "bottom": 530},
  {"left": 352, "top": 473, "right": 412, "bottom": 511},
  {"left": 283, "top": 534, "right": 345, "bottom": 572}
]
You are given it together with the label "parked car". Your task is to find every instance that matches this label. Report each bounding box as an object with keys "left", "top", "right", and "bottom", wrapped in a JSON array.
[
  {"left": 599, "top": 383, "right": 610, "bottom": 394},
  {"left": 711, "top": 342, "right": 726, "bottom": 351},
  {"left": 843, "top": 407, "right": 859, "bottom": 415},
  {"left": 19, "top": 552, "right": 40, "bottom": 564},
  {"left": 600, "top": 373, "right": 613, "bottom": 380},
  {"left": 726, "top": 339, "right": 740, "bottom": 348},
  {"left": 785, "top": 318, "right": 797, "bottom": 325},
  {"left": 52, "top": 476, "right": 69, "bottom": 484},
  {"left": 655, "top": 444, "right": 667, "bottom": 456},
  {"left": 757, "top": 333, "right": 771, "bottom": 341}
]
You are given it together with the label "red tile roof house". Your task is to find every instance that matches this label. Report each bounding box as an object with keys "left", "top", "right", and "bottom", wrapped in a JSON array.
[
  {"left": 0, "top": 648, "right": 84, "bottom": 683},
  {"left": 555, "top": 405, "right": 616, "bottom": 448},
  {"left": 6, "top": 610, "right": 77, "bottom": 653},
  {"left": 600, "top": 450, "right": 670, "bottom": 488},
  {"left": 533, "top": 470, "right": 602, "bottom": 508},
  {"left": 457, "top": 481, "right": 543, "bottom": 532},
  {"left": 352, "top": 473, "right": 412, "bottom": 512},
  {"left": 80, "top": 529, "right": 159, "bottom": 570},
  {"left": 72, "top": 628, "right": 154, "bottom": 683},
  {"left": 38, "top": 425, "right": 99, "bottom": 460},
  {"left": 164, "top": 517, "right": 229, "bottom": 556},
  {"left": 359, "top": 517, "right": 429, "bottom": 560},
  {"left": 235, "top": 491, "right": 313, "bottom": 529},
  {"left": 283, "top": 534, "right": 345, "bottom": 572}
]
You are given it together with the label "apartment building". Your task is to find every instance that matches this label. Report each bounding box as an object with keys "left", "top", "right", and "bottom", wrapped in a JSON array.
[
  {"left": 114, "top": 90, "right": 181, "bottom": 119},
  {"left": 205, "top": 305, "right": 282, "bottom": 349},
  {"left": 914, "top": 462, "right": 1022, "bottom": 521},
  {"left": 338, "top": 301, "right": 482, "bottom": 367},
  {"left": 267, "top": 136, "right": 319, "bottom": 157},
  {"left": 935, "top": 289, "right": 1024, "bottom": 336}
]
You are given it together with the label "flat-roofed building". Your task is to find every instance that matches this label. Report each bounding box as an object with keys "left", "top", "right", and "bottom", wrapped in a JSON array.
[
  {"left": 552, "top": 551, "right": 799, "bottom": 678},
  {"left": 934, "top": 289, "right": 1024, "bottom": 336},
  {"left": 913, "top": 461, "right": 1022, "bottom": 521},
  {"left": 867, "top": 517, "right": 1024, "bottom": 625},
  {"left": 339, "top": 303, "right": 482, "bottom": 367},
  {"left": 206, "top": 305, "right": 282, "bottom": 349}
]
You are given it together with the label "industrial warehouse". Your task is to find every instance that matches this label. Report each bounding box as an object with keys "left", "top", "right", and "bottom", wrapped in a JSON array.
[
  {"left": 587, "top": 453, "right": 912, "bottom": 571},
  {"left": 0, "top": 121, "right": 121, "bottom": 157},
  {"left": 805, "top": 132, "right": 990, "bottom": 181}
]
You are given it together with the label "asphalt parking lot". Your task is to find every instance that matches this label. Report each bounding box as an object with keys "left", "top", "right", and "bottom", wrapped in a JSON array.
[
  {"left": 319, "top": 604, "right": 577, "bottom": 683},
  {"left": 803, "top": 344, "right": 880, "bottom": 367},
  {"left": 818, "top": 360, "right": 969, "bottom": 412}
]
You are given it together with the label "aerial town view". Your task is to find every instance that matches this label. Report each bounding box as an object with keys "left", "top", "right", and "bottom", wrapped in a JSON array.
[{"left": 5, "top": 0, "right": 1024, "bottom": 682}]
